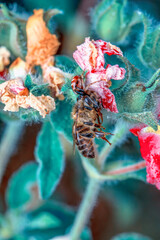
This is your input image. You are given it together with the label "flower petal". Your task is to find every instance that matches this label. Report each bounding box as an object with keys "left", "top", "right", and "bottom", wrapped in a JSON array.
[
  {"left": 0, "top": 46, "right": 10, "bottom": 72},
  {"left": 26, "top": 9, "right": 60, "bottom": 69},
  {"left": 106, "top": 64, "right": 126, "bottom": 80},
  {"left": 94, "top": 40, "right": 123, "bottom": 56},
  {"left": 131, "top": 125, "right": 160, "bottom": 189},
  {"left": 9, "top": 57, "right": 27, "bottom": 79},
  {"left": 73, "top": 38, "right": 123, "bottom": 72},
  {"left": 42, "top": 59, "right": 65, "bottom": 98},
  {"left": 101, "top": 87, "right": 118, "bottom": 113},
  {"left": 86, "top": 77, "right": 118, "bottom": 113}
]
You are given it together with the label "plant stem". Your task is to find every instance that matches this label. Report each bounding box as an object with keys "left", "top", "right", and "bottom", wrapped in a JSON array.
[
  {"left": 98, "top": 121, "right": 128, "bottom": 168},
  {"left": 70, "top": 121, "right": 128, "bottom": 240},
  {"left": 0, "top": 120, "right": 25, "bottom": 184},
  {"left": 105, "top": 160, "right": 146, "bottom": 176},
  {"left": 70, "top": 178, "right": 100, "bottom": 240}
]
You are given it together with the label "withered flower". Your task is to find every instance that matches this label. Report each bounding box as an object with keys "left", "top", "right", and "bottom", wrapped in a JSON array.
[
  {"left": 26, "top": 9, "right": 60, "bottom": 69},
  {"left": 0, "top": 79, "right": 55, "bottom": 118},
  {"left": 42, "top": 57, "right": 65, "bottom": 99}
]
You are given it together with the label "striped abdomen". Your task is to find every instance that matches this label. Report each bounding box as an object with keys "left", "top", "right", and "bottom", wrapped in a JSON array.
[{"left": 73, "top": 123, "right": 95, "bottom": 158}]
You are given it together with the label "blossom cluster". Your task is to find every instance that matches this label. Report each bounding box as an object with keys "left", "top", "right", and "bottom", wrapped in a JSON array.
[
  {"left": 73, "top": 37, "right": 126, "bottom": 112},
  {"left": 0, "top": 9, "right": 66, "bottom": 118}
]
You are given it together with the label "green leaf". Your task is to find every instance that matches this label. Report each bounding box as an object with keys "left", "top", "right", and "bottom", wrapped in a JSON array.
[
  {"left": 26, "top": 212, "right": 62, "bottom": 229},
  {"left": 30, "top": 83, "right": 50, "bottom": 96},
  {"left": 111, "top": 233, "right": 152, "bottom": 240},
  {"left": 35, "top": 121, "right": 64, "bottom": 199},
  {"left": 50, "top": 97, "right": 74, "bottom": 142},
  {"left": 43, "top": 9, "right": 63, "bottom": 27},
  {"left": 25, "top": 201, "right": 75, "bottom": 239},
  {"left": 24, "top": 75, "right": 50, "bottom": 96},
  {"left": 54, "top": 55, "right": 78, "bottom": 73},
  {"left": 5, "top": 162, "right": 37, "bottom": 209},
  {"left": 113, "top": 58, "right": 159, "bottom": 114},
  {"left": 0, "top": 4, "right": 27, "bottom": 58},
  {"left": 139, "top": 15, "right": 160, "bottom": 69},
  {"left": 91, "top": 0, "right": 142, "bottom": 43},
  {"left": 121, "top": 112, "right": 158, "bottom": 131},
  {"left": 24, "top": 75, "right": 36, "bottom": 90}
]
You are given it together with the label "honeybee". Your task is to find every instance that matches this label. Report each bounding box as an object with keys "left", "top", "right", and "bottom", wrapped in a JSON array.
[{"left": 72, "top": 75, "right": 111, "bottom": 159}]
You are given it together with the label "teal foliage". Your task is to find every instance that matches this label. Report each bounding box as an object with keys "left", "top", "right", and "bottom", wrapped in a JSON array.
[
  {"left": 5, "top": 162, "right": 38, "bottom": 209},
  {"left": 91, "top": 0, "right": 142, "bottom": 43},
  {"left": 0, "top": 4, "right": 27, "bottom": 58},
  {"left": 24, "top": 201, "right": 75, "bottom": 239},
  {"left": 22, "top": 0, "right": 80, "bottom": 32},
  {"left": 111, "top": 233, "right": 152, "bottom": 240},
  {"left": 138, "top": 15, "right": 160, "bottom": 69},
  {"left": 24, "top": 74, "right": 50, "bottom": 96},
  {"left": 0, "top": 201, "right": 75, "bottom": 240},
  {"left": 35, "top": 121, "right": 64, "bottom": 199},
  {"left": 55, "top": 55, "right": 78, "bottom": 73},
  {"left": 50, "top": 96, "right": 74, "bottom": 142},
  {"left": 112, "top": 57, "right": 159, "bottom": 129}
]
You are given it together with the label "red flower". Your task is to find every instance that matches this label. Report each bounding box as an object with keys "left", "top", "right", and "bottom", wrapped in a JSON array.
[
  {"left": 130, "top": 125, "right": 160, "bottom": 189},
  {"left": 73, "top": 37, "right": 125, "bottom": 112}
]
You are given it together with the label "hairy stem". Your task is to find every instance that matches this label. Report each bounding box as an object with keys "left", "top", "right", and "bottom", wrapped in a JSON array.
[
  {"left": 105, "top": 160, "right": 146, "bottom": 176},
  {"left": 70, "top": 178, "right": 100, "bottom": 240},
  {"left": 98, "top": 121, "right": 128, "bottom": 168},
  {"left": 70, "top": 121, "right": 128, "bottom": 240},
  {"left": 0, "top": 120, "right": 25, "bottom": 184}
]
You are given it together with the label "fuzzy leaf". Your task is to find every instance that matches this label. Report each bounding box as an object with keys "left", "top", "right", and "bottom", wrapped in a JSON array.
[
  {"left": 54, "top": 55, "right": 78, "bottom": 73},
  {"left": 25, "top": 201, "right": 75, "bottom": 239},
  {"left": 91, "top": 0, "right": 142, "bottom": 43},
  {"left": 6, "top": 162, "right": 37, "bottom": 209},
  {"left": 24, "top": 75, "right": 50, "bottom": 96},
  {"left": 0, "top": 4, "right": 27, "bottom": 58},
  {"left": 43, "top": 9, "right": 63, "bottom": 27},
  {"left": 24, "top": 74, "right": 36, "bottom": 90},
  {"left": 121, "top": 112, "right": 158, "bottom": 131},
  {"left": 31, "top": 84, "right": 50, "bottom": 96},
  {"left": 50, "top": 97, "right": 74, "bottom": 142},
  {"left": 26, "top": 212, "right": 62, "bottom": 229},
  {"left": 35, "top": 121, "right": 64, "bottom": 199},
  {"left": 111, "top": 233, "right": 152, "bottom": 240},
  {"left": 139, "top": 15, "right": 160, "bottom": 69}
]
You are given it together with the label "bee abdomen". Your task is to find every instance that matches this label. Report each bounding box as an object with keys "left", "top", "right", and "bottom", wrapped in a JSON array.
[{"left": 76, "top": 135, "right": 95, "bottom": 158}]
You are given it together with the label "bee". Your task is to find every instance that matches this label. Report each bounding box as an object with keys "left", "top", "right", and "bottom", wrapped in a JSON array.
[{"left": 71, "top": 75, "right": 111, "bottom": 159}]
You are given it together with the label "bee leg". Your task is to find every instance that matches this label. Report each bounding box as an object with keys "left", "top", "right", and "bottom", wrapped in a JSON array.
[
  {"left": 94, "top": 123, "right": 105, "bottom": 130},
  {"left": 94, "top": 131, "right": 111, "bottom": 145},
  {"left": 101, "top": 136, "right": 111, "bottom": 145}
]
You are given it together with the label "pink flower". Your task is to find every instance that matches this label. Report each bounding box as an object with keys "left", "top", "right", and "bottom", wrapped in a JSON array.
[
  {"left": 130, "top": 125, "right": 160, "bottom": 190},
  {"left": 73, "top": 38, "right": 125, "bottom": 112}
]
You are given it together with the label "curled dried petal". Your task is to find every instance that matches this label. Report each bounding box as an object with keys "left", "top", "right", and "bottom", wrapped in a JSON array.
[
  {"left": 28, "top": 93, "right": 55, "bottom": 118},
  {"left": 73, "top": 37, "right": 123, "bottom": 71},
  {"left": 16, "top": 93, "right": 55, "bottom": 118},
  {"left": 1, "top": 91, "right": 19, "bottom": 112},
  {"left": 26, "top": 9, "right": 60, "bottom": 69},
  {"left": 0, "top": 46, "right": 10, "bottom": 72},
  {"left": 9, "top": 57, "right": 27, "bottom": 79},
  {"left": 106, "top": 64, "right": 126, "bottom": 80},
  {"left": 42, "top": 60, "right": 65, "bottom": 98},
  {"left": 0, "top": 79, "right": 26, "bottom": 96}
]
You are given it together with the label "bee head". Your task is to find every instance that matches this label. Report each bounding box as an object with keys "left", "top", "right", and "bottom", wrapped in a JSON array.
[{"left": 71, "top": 75, "right": 84, "bottom": 94}]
